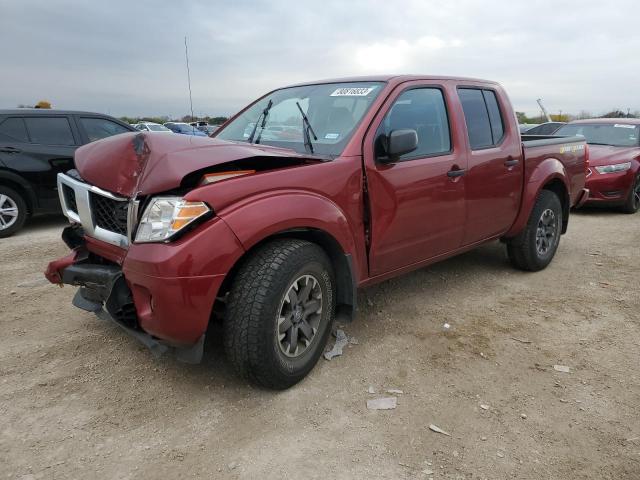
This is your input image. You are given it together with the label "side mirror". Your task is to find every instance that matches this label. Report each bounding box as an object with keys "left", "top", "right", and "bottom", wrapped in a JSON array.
[{"left": 379, "top": 129, "right": 418, "bottom": 163}]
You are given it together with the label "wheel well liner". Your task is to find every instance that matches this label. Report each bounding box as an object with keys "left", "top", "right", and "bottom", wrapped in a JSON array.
[{"left": 542, "top": 178, "right": 569, "bottom": 233}]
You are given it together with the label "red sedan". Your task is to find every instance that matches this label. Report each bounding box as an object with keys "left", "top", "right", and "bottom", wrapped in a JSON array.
[{"left": 555, "top": 119, "right": 640, "bottom": 213}]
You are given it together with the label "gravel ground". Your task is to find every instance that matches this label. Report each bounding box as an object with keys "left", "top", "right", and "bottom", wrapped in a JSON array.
[{"left": 1, "top": 210, "right": 639, "bottom": 479}]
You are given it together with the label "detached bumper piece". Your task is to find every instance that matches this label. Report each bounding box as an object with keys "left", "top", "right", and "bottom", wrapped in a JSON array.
[{"left": 59, "top": 261, "right": 204, "bottom": 364}]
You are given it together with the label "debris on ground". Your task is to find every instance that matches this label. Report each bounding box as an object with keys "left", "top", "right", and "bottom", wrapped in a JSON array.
[
  {"left": 367, "top": 397, "right": 397, "bottom": 410},
  {"left": 367, "top": 386, "right": 376, "bottom": 394},
  {"left": 553, "top": 365, "right": 571, "bottom": 373},
  {"left": 386, "top": 389, "right": 404, "bottom": 395},
  {"left": 324, "top": 329, "right": 349, "bottom": 360},
  {"left": 443, "top": 323, "right": 451, "bottom": 330},
  {"left": 497, "top": 451, "right": 505, "bottom": 458},
  {"left": 520, "top": 413, "right": 527, "bottom": 419},
  {"left": 349, "top": 337, "right": 359, "bottom": 345},
  {"left": 480, "top": 404, "right": 489, "bottom": 410},
  {"left": 429, "top": 424, "right": 451, "bottom": 436},
  {"left": 511, "top": 337, "right": 532, "bottom": 344}
]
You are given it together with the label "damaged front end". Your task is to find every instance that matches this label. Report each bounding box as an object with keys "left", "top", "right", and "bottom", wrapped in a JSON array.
[
  {"left": 45, "top": 132, "right": 322, "bottom": 363},
  {"left": 46, "top": 224, "right": 205, "bottom": 363}
]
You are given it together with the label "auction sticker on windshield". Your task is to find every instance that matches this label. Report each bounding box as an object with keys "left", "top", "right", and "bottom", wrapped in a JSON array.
[{"left": 330, "top": 87, "right": 376, "bottom": 96}]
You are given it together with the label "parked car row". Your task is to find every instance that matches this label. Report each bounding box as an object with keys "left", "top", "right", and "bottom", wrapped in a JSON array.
[{"left": 132, "top": 121, "right": 220, "bottom": 137}]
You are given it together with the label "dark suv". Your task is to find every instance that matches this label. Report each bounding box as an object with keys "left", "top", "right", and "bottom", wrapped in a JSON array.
[{"left": 0, "top": 110, "right": 135, "bottom": 237}]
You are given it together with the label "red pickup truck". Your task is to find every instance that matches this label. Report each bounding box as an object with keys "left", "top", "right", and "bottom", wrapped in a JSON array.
[{"left": 46, "top": 76, "right": 588, "bottom": 389}]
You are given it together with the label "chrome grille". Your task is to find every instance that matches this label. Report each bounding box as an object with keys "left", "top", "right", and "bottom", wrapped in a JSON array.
[
  {"left": 57, "top": 173, "right": 131, "bottom": 248},
  {"left": 90, "top": 192, "right": 128, "bottom": 236}
]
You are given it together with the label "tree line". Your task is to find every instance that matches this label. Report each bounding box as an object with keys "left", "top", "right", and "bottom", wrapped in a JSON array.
[{"left": 517, "top": 109, "right": 639, "bottom": 124}]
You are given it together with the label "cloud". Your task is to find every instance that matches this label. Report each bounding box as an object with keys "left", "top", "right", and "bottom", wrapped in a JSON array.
[{"left": 0, "top": 0, "right": 638, "bottom": 117}]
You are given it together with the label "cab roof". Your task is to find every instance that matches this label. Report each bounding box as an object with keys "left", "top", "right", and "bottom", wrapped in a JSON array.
[{"left": 286, "top": 74, "right": 499, "bottom": 89}]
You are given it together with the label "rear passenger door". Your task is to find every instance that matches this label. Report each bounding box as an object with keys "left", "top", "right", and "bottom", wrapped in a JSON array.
[
  {"left": 457, "top": 87, "right": 522, "bottom": 245},
  {"left": 365, "top": 85, "right": 467, "bottom": 276},
  {"left": 21, "top": 115, "right": 79, "bottom": 211}
]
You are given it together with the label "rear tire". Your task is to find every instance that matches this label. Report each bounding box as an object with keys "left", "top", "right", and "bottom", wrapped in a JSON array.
[
  {"left": 620, "top": 174, "right": 640, "bottom": 214},
  {"left": 0, "top": 186, "right": 27, "bottom": 238},
  {"left": 507, "top": 190, "right": 563, "bottom": 272},
  {"left": 224, "top": 239, "right": 335, "bottom": 389}
]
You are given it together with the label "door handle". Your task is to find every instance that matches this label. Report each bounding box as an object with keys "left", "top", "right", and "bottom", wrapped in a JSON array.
[
  {"left": 504, "top": 157, "right": 519, "bottom": 167},
  {"left": 447, "top": 167, "right": 466, "bottom": 178},
  {"left": 0, "top": 146, "right": 20, "bottom": 153}
]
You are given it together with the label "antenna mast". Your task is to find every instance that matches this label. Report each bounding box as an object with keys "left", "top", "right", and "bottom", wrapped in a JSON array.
[{"left": 184, "top": 36, "right": 195, "bottom": 122}]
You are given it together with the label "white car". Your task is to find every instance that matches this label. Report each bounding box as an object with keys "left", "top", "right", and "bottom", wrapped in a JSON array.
[{"left": 133, "top": 122, "right": 173, "bottom": 133}]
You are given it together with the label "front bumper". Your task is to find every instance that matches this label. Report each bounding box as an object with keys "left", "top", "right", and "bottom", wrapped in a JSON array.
[
  {"left": 583, "top": 168, "right": 635, "bottom": 205},
  {"left": 45, "top": 218, "right": 244, "bottom": 361}
]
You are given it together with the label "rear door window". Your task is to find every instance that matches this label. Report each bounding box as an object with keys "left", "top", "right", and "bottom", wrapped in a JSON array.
[
  {"left": 24, "top": 117, "right": 76, "bottom": 145},
  {"left": 79, "top": 117, "right": 131, "bottom": 142},
  {"left": 458, "top": 88, "right": 505, "bottom": 149},
  {"left": 0, "top": 117, "right": 29, "bottom": 142},
  {"left": 482, "top": 90, "right": 504, "bottom": 144}
]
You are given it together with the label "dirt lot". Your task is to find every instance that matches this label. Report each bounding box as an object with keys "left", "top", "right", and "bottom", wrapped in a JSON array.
[{"left": 1, "top": 210, "right": 639, "bottom": 480}]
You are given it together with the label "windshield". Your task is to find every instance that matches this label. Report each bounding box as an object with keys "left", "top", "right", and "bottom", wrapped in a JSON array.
[
  {"left": 148, "top": 124, "right": 170, "bottom": 131},
  {"left": 556, "top": 123, "right": 640, "bottom": 147},
  {"left": 216, "top": 82, "right": 385, "bottom": 156}
]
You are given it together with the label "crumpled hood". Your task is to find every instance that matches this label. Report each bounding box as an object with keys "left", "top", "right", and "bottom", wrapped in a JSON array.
[
  {"left": 74, "top": 132, "right": 311, "bottom": 197},
  {"left": 587, "top": 144, "right": 640, "bottom": 167}
]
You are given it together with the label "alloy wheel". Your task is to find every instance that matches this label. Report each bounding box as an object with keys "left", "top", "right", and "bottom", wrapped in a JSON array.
[
  {"left": 536, "top": 208, "right": 557, "bottom": 256},
  {"left": 0, "top": 194, "right": 19, "bottom": 231},
  {"left": 277, "top": 274, "right": 323, "bottom": 358}
]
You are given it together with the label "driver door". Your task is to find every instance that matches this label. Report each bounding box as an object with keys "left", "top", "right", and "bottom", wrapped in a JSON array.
[{"left": 364, "top": 83, "right": 467, "bottom": 276}]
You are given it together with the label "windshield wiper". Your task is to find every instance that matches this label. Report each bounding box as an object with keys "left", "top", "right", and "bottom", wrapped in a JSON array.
[
  {"left": 247, "top": 99, "right": 273, "bottom": 144},
  {"left": 296, "top": 101, "right": 318, "bottom": 154}
]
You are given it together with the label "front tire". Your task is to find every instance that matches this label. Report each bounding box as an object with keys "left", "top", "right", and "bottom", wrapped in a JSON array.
[
  {"left": 620, "top": 174, "right": 640, "bottom": 214},
  {"left": 224, "top": 239, "right": 335, "bottom": 389},
  {"left": 507, "top": 190, "right": 563, "bottom": 271},
  {"left": 0, "top": 186, "right": 27, "bottom": 238}
]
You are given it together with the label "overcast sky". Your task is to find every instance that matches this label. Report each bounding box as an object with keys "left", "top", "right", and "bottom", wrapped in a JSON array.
[{"left": 1, "top": 0, "right": 638, "bottom": 118}]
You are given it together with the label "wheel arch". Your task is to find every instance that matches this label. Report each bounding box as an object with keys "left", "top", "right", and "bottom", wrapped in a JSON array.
[
  {"left": 0, "top": 170, "right": 36, "bottom": 215},
  {"left": 504, "top": 157, "right": 571, "bottom": 238},
  {"left": 214, "top": 226, "right": 357, "bottom": 329}
]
